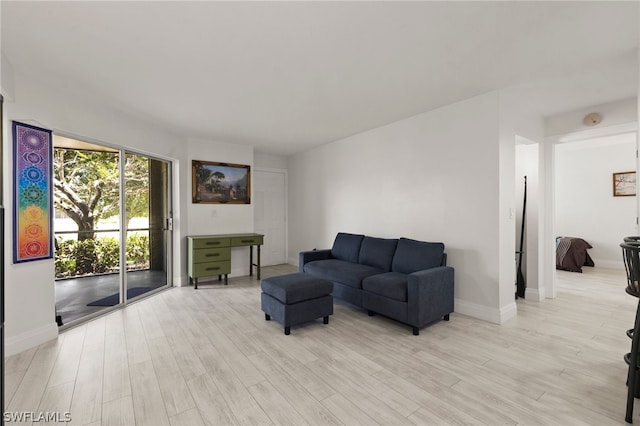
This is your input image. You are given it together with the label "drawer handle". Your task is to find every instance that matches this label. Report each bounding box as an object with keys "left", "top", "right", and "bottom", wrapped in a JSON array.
[
  {"left": 205, "top": 253, "right": 220, "bottom": 257},
  {"left": 206, "top": 241, "right": 221, "bottom": 245},
  {"left": 241, "top": 240, "right": 254, "bottom": 243},
  {"left": 205, "top": 267, "right": 221, "bottom": 271}
]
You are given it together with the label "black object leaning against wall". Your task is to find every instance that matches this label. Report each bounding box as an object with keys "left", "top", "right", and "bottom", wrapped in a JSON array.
[{"left": 516, "top": 175, "right": 527, "bottom": 299}]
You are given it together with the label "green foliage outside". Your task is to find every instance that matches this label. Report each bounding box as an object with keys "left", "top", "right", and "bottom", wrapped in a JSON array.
[
  {"left": 53, "top": 146, "right": 154, "bottom": 279},
  {"left": 55, "top": 234, "right": 150, "bottom": 278},
  {"left": 53, "top": 148, "right": 150, "bottom": 240}
]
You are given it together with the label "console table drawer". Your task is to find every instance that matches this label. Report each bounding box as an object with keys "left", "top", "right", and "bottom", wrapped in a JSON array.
[
  {"left": 191, "top": 238, "right": 230, "bottom": 249},
  {"left": 191, "top": 247, "right": 231, "bottom": 264},
  {"left": 231, "top": 235, "right": 264, "bottom": 246},
  {"left": 191, "top": 261, "right": 231, "bottom": 277}
]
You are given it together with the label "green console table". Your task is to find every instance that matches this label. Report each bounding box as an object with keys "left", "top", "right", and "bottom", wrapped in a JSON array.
[{"left": 187, "top": 233, "right": 264, "bottom": 289}]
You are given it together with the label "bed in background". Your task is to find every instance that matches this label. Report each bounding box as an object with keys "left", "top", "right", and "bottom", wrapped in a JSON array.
[{"left": 556, "top": 237, "right": 595, "bottom": 273}]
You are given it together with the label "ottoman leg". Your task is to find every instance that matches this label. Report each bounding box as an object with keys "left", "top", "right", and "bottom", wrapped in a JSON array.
[
  {"left": 323, "top": 316, "right": 329, "bottom": 324},
  {"left": 284, "top": 326, "right": 290, "bottom": 335},
  {"left": 265, "top": 313, "right": 270, "bottom": 321}
]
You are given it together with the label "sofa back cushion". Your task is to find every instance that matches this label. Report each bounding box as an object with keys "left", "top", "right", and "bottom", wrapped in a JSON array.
[
  {"left": 359, "top": 237, "right": 398, "bottom": 271},
  {"left": 331, "top": 233, "right": 365, "bottom": 263},
  {"left": 391, "top": 238, "right": 445, "bottom": 274}
]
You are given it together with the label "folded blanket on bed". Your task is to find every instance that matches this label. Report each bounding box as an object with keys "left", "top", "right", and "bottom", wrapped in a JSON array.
[{"left": 556, "top": 237, "right": 594, "bottom": 273}]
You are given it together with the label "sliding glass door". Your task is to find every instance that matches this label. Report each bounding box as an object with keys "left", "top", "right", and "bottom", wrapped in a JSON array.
[
  {"left": 123, "top": 153, "right": 171, "bottom": 302},
  {"left": 53, "top": 137, "right": 172, "bottom": 326}
]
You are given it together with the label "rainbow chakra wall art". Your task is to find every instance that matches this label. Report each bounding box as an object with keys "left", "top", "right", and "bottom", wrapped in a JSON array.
[{"left": 13, "top": 121, "right": 53, "bottom": 263}]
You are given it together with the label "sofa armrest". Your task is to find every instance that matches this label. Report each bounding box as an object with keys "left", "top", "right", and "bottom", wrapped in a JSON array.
[
  {"left": 299, "top": 249, "right": 332, "bottom": 272},
  {"left": 407, "top": 266, "right": 454, "bottom": 327}
]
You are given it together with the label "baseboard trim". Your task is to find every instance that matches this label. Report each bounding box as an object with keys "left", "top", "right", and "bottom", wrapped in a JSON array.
[
  {"left": 525, "top": 287, "right": 545, "bottom": 302},
  {"left": 591, "top": 259, "right": 624, "bottom": 270},
  {"left": 455, "top": 298, "right": 517, "bottom": 324},
  {"left": 5, "top": 322, "right": 59, "bottom": 356},
  {"left": 175, "top": 273, "right": 188, "bottom": 287}
]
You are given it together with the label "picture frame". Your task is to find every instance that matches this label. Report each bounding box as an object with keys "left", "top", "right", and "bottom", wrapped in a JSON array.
[
  {"left": 12, "top": 121, "right": 54, "bottom": 263},
  {"left": 613, "top": 171, "right": 636, "bottom": 197},
  {"left": 192, "top": 160, "right": 251, "bottom": 204}
]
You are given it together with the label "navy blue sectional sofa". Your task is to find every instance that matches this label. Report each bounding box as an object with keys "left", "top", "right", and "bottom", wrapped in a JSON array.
[{"left": 299, "top": 232, "right": 454, "bottom": 335}]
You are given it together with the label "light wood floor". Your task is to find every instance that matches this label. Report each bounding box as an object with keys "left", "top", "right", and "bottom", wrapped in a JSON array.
[{"left": 5, "top": 264, "right": 640, "bottom": 425}]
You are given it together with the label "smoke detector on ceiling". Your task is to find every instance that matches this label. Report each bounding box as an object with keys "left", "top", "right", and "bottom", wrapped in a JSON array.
[{"left": 583, "top": 112, "right": 602, "bottom": 126}]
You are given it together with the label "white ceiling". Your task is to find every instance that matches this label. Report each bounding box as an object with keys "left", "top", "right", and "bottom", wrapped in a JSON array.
[{"left": 2, "top": 1, "right": 638, "bottom": 156}]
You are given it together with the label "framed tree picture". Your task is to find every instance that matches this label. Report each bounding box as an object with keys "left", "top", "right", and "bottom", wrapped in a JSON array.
[
  {"left": 192, "top": 160, "right": 251, "bottom": 204},
  {"left": 613, "top": 171, "right": 636, "bottom": 197}
]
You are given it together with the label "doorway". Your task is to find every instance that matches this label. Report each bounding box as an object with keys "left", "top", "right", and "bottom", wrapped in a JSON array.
[
  {"left": 53, "top": 136, "right": 172, "bottom": 326},
  {"left": 554, "top": 133, "right": 637, "bottom": 269},
  {"left": 540, "top": 128, "right": 639, "bottom": 299},
  {"left": 254, "top": 169, "right": 287, "bottom": 266}
]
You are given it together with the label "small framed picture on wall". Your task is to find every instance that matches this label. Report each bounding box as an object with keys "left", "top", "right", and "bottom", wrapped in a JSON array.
[{"left": 613, "top": 171, "right": 636, "bottom": 197}]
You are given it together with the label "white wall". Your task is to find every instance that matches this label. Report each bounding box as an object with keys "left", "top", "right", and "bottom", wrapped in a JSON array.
[
  {"left": 2, "top": 72, "right": 193, "bottom": 355},
  {"left": 498, "top": 87, "right": 545, "bottom": 309},
  {"left": 187, "top": 138, "right": 255, "bottom": 278},
  {"left": 288, "top": 92, "right": 510, "bottom": 322},
  {"left": 255, "top": 152, "right": 287, "bottom": 170},
  {"left": 555, "top": 133, "right": 637, "bottom": 269}
]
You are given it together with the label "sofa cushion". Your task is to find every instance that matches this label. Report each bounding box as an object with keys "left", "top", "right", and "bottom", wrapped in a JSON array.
[
  {"left": 331, "top": 232, "right": 365, "bottom": 263},
  {"left": 392, "top": 238, "right": 444, "bottom": 274},
  {"left": 362, "top": 272, "right": 408, "bottom": 302},
  {"left": 359, "top": 237, "right": 398, "bottom": 271},
  {"left": 303, "top": 259, "right": 383, "bottom": 289}
]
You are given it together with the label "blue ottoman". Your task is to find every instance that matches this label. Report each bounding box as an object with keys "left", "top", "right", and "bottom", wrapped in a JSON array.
[{"left": 261, "top": 273, "right": 333, "bottom": 335}]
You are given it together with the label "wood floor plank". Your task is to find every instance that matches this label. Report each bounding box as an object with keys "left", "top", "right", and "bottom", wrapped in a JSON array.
[
  {"left": 146, "top": 336, "right": 196, "bottom": 417},
  {"left": 163, "top": 329, "right": 207, "bottom": 382},
  {"left": 129, "top": 359, "right": 171, "bottom": 426},
  {"left": 6, "top": 339, "right": 63, "bottom": 415},
  {"left": 4, "top": 346, "right": 38, "bottom": 374},
  {"left": 4, "top": 369, "right": 27, "bottom": 406},
  {"left": 169, "top": 408, "right": 206, "bottom": 426},
  {"left": 36, "top": 381, "right": 74, "bottom": 425},
  {"left": 248, "top": 380, "right": 309, "bottom": 425},
  {"left": 102, "top": 332, "right": 132, "bottom": 404},
  {"left": 46, "top": 325, "right": 85, "bottom": 388},
  {"left": 306, "top": 358, "right": 412, "bottom": 425},
  {"left": 83, "top": 316, "right": 106, "bottom": 347},
  {"left": 195, "top": 312, "right": 267, "bottom": 388},
  {"left": 206, "top": 366, "right": 272, "bottom": 425},
  {"left": 373, "top": 369, "right": 483, "bottom": 425},
  {"left": 137, "top": 300, "right": 167, "bottom": 341},
  {"left": 320, "top": 393, "right": 381, "bottom": 426},
  {"left": 257, "top": 344, "right": 337, "bottom": 402},
  {"left": 68, "top": 342, "right": 104, "bottom": 425},
  {"left": 248, "top": 351, "right": 342, "bottom": 425},
  {"left": 101, "top": 395, "right": 136, "bottom": 426},
  {"left": 186, "top": 373, "right": 238, "bottom": 426}
]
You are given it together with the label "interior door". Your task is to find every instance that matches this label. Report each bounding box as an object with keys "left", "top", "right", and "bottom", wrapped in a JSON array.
[{"left": 254, "top": 169, "right": 286, "bottom": 265}]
